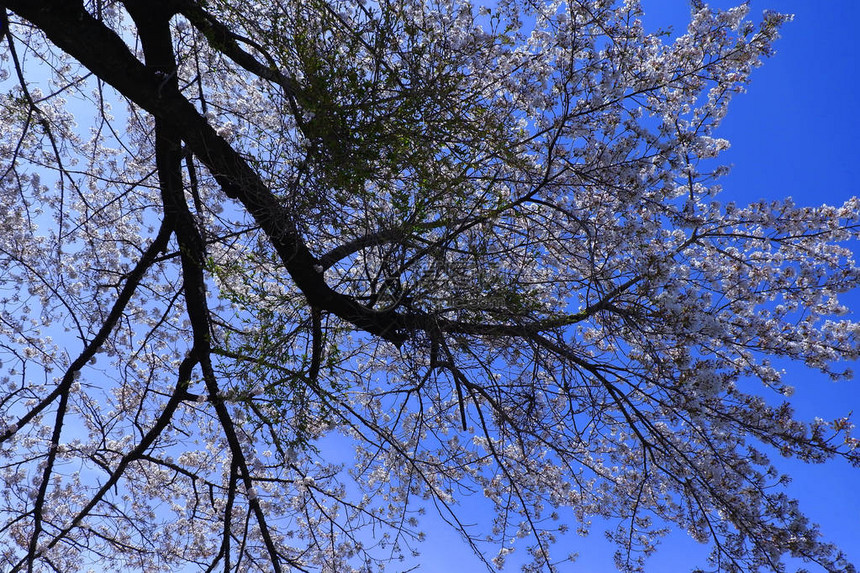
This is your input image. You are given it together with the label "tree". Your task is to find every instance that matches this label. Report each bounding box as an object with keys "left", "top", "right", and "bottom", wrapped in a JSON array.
[{"left": 0, "top": 0, "right": 857, "bottom": 571}]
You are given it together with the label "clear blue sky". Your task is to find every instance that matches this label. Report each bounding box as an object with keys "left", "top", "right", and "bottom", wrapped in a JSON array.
[
  {"left": 407, "top": 2, "right": 860, "bottom": 571},
  {"left": 6, "top": 2, "right": 857, "bottom": 572}
]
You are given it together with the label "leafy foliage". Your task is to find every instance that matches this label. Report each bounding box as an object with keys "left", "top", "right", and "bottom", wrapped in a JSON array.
[{"left": 0, "top": 1, "right": 858, "bottom": 571}]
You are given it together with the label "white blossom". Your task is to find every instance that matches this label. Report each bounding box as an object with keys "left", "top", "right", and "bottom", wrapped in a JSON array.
[{"left": 0, "top": 1, "right": 855, "bottom": 572}]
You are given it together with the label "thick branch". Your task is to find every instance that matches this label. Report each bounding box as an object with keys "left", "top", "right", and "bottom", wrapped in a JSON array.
[{"left": 3, "top": 0, "right": 408, "bottom": 343}]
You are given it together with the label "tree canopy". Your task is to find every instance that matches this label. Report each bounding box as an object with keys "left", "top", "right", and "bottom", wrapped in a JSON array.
[{"left": 0, "top": 0, "right": 858, "bottom": 571}]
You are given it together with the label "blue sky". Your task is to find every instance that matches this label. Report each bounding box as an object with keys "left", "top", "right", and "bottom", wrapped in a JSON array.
[
  {"left": 714, "top": 1, "right": 860, "bottom": 569},
  {"left": 7, "top": 2, "right": 856, "bottom": 571},
  {"left": 406, "top": 2, "right": 860, "bottom": 571}
]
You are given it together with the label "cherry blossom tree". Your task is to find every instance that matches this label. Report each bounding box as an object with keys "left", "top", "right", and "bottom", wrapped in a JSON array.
[{"left": 0, "top": 0, "right": 858, "bottom": 571}]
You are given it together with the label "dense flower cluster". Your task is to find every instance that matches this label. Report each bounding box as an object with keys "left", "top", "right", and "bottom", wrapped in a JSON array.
[{"left": 0, "top": 1, "right": 857, "bottom": 572}]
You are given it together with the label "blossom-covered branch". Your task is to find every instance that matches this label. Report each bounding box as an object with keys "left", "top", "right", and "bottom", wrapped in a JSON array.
[{"left": 0, "top": 0, "right": 857, "bottom": 571}]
